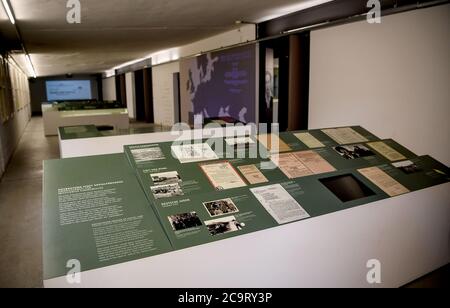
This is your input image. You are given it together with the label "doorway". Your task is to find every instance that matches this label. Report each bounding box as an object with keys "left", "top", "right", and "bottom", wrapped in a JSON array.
[{"left": 134, "top": 67, "right": 154, "bottom": 123}]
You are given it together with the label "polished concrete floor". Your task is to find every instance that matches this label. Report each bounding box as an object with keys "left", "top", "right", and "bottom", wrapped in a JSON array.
[
  {"left": 0, "top": 117, "right": 447, "bottom": 288},
  {"left": 0, "top": 117, "right": 58, "bottom": 288}
]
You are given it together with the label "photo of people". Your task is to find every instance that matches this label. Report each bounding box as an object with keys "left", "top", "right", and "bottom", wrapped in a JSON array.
[
  {"left": 168, "top": 212, "right": 203, "bottom": 231},
  {"left": 333, "top": 144, "right": 375, "bottom": 160},
  {"left": 392, "top": 160, "right": 422, "bottom": 174},
  {"left": 203, "top": 198, "right": 239, "bottom": 217},
  {"left": 205, "top": 216, "right": 245, "bottom": 236},
  {"left": 131, "top": 147, "right": 165, "bottom": 163},
  {"left": 151, "top": 171, "right": 182, "bottom": 185},
  {"left": 151, "top": 183, "right": 184, "bottom": 199}
]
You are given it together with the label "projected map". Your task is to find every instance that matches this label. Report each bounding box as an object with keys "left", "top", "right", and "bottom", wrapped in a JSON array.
[{"left": 180, "top": 45, "right": 256, "bottom": 124}]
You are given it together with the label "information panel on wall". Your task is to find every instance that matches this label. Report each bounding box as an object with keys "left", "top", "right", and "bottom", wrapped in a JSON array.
[
  {"left": 46, "top": 80, "right": 92, "bottom": 101},
  {"left": 180, "top": 44, "right": 257, "bottom": 125}
]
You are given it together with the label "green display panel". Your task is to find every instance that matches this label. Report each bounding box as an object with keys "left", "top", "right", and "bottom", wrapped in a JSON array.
[
  {"left": 59, "top": 125, "right": 102, "bottom": 139},
  {"left": 378, "top": 155, "right": 449, "bottom": 191},
  {"left": 44, "top": 126, "right": 449, "bottom": 280},
  {"left": 43, "top": 154, "right": 173, "bottom": 280},
  {"left": 59, "top": 125, "right": 170, "bottom": 140},
  {"left": 277, "top": 125, "right": 381, "bottom": 151}
]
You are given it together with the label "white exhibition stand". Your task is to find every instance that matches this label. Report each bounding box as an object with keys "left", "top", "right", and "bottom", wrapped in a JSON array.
[
  {"left": 42, "top": 104, "right": 130, "bottom": 136},
  {"left": 48, "top": 128, "right": 450, "bottom": 288},
  {"left": 58, "top": 126, "right": 254, "bottom": 158}
]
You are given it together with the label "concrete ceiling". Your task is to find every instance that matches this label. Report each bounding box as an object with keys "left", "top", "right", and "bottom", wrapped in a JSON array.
[{"left": 1, "top": 0, "right": 330, "bottom": 77}]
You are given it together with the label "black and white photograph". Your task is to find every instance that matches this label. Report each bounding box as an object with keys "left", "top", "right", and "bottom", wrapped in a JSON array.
[
  {"left": 333, "top": 144, "right": 375, "bottom": 160},
  {"left": 151, "top": 171, "right": 182, "bottom": 185},
  {"left": 168, "top": 212, "right": 203, "bottom": 232},
  {"left": 151, "top": 183, "right": 184, "bottom": 199},
  {"left": 131, "top": 147, "right": 165, "bottom": 163},
  {"left": 203, "top": 198, "right": 239, "bottom": 217},
  {"left": 205, "top": 216, "right": 245, "bottom": 236},
  {"left": 392, "top": 160, "right": 422, "bottom": 174}
]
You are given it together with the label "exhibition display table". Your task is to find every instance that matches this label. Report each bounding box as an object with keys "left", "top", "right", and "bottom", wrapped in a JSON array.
[
  {"left": 42, "top": 103, "right": 129, "bottom": 136},
  {"left": 43, "top": 126, "right": 450, "bottom": 287}
]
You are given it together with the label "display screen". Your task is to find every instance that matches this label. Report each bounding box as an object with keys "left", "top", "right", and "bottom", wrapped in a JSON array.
[
  {"left": 319, "top": 174, "right": 375, "bottom": 202},
  {"left": 46, "top": 80, "right": 92, "bottom": 101},
  {"left": 180, "top": 44, "right": 256, "bottom": 125}
]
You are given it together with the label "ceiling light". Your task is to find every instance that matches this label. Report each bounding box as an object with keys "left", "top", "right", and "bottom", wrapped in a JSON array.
[
  {"left": 1, "top": 0, "right": 15, "bottom": 25},
  {"left": 26, "top": 54, "right": 37, "bottom": 78}
]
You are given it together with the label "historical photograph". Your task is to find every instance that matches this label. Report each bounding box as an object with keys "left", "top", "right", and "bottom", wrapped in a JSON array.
[
  {"left": 151, "top": 183, "right": 184, "bottom": 199},
  {"left": 205, "top": 216, "right": 245, "bottom": 236},
  {"left": 168, "top": 212, "right": 203, "bottom": 231},
  {"left": 333, "top": 144, "right": 375, "bottom": 160},
  {"left": 203, "top": 198, "right": 239, "bottom": 217},
  {"left": 151, "top": 171, "right": 182, "bottom": 185},
  {"left": 171, "top": 143, "right": 218, "bottom": 164},
  {"left": 131, "top": 146, "right": 165, "bottom": 163},
  {"left": 392, "top": 160, "right": 422, "bottom": 174}
]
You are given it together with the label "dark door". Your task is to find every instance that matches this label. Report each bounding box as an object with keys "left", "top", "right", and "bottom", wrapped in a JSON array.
[
  {"left": 143, "top": 68, "right": 154, "bottom": 123},
  {"left": 115, "top": 74, "right": 127, "bottom": 108},
  {"left": 134, "top": 70, "right": 146, "bottom": 121}
]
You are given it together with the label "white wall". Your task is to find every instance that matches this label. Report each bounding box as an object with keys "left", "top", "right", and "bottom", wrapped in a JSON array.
[
  {"left": 309, "top": 5, "right": 450, "bottom": 165},
  {"left": 102, "top": 77, "right": 116, "bottom": 101},
  {"left": 179, "top": 25, "right": 255, "bottom": 58},
  {"left": 151, "top": 25, "right": 256, "bottom": 65},
  {"left": 152, "top": 62, "right": 180, "bottom": 126},
  {"left": 125, "top": 72, "right": 136, "bottom": 119}
]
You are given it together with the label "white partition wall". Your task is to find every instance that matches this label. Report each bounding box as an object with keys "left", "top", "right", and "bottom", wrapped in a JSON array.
[
  {"left": 102, "top": 77, "right": 117, "bottom": 101},
  {"left": 152, "top": 62, "right": 181, "bottom": 127},
  {"left": 309, "top": 5, "right": 450, "bottom": 166},
  {"left": 125, "top": 73, "right": 136, "bottom": 119}
]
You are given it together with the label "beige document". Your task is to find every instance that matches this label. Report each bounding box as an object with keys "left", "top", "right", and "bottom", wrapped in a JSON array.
[
  {"left": 250, "top": 184, "right": 310, "bottom": 224},
  {"left": 293, "top": 151, "right": 336, "bottom": 174},
  {"left": 294, "top": 132, "right": 325, "bottom": 148},
  {"left": 322, "top": 127, "right": 368, "bottom": 145},
  {"left": 271, "top": 153, "right": 313, "bottom": 179},
  {"left": 237, "top": 164, "right": 269, "bottom": 185},
  {"left": 200, "top": 162, "right": 247, "bottom": 190},
  {"left": 257, "top": 134, "right": 291, "bottom": 153},
  {"left": 367, "top": 141, "right": 406, "bottom": 161},
  {"left": 358, "top": 167, "right": 410, "bottom": 197}
]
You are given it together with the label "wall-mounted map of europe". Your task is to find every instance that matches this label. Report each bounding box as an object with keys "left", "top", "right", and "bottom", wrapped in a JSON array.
[{"left": 180, "top": 44, "right": 256, "bottom": 125}]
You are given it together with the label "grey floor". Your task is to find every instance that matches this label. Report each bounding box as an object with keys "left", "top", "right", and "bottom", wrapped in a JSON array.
[
  {"left": 0, "top": 117, "right": 58, "bottom": 288},
  {"left": 0, "top": 117, "right": 447, "bottom": 288}
]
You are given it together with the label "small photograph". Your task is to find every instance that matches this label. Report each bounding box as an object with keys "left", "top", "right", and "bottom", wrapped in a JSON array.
[
  {"left": 205, "top": 216, "right": 245, "bottom": 236},
  {"left": 151, "top": 183, "right": 184, "bottom": 199},
  {"left": 151, "top": 171, "right": 182, "bottom": 186},
  {"left": 392, "top": 160, "right": 422, "bottom": 174},
  {"left": 333, "top": 144, "right": 375, "bottom": 160},
  {"left": 131, "top": 147, "right": 165, "bottom": 163},
  {"left": 203, "top": 198, "right": 239, "bottom": 217},
  {"left": 168, "top": 212, "right": 202, "bottom": 231}
]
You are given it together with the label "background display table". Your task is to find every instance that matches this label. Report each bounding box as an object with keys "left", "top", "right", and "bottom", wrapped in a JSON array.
[{"left": 42, "top": 103, "right": 129, "bottom": 136}]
